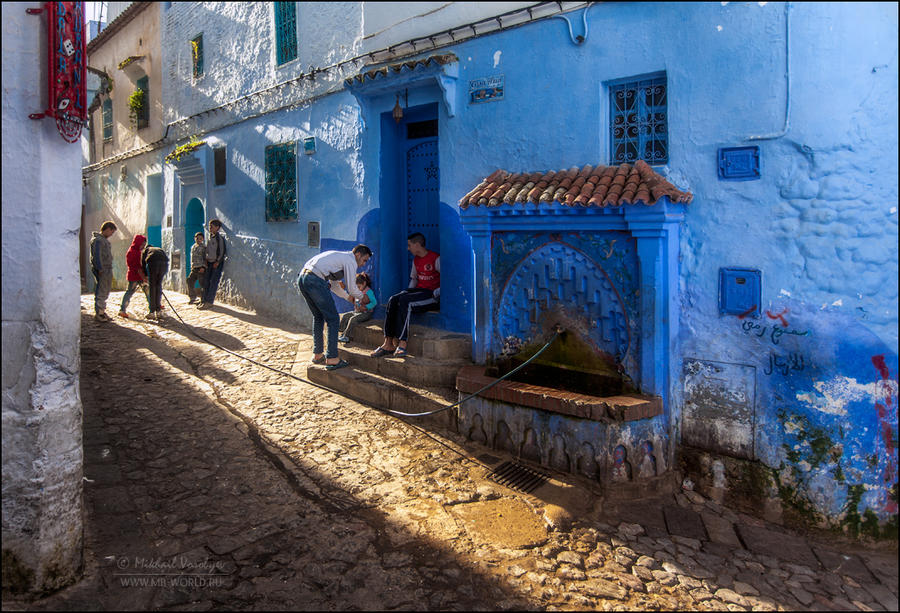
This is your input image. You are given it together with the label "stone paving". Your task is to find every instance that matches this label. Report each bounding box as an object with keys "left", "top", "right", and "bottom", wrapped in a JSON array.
[{"left": 5, "top": 292, "right": 897, "bottom": 611}]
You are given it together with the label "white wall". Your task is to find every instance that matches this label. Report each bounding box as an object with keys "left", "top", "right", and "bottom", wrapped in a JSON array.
[{"left": 1, "top": 1, "right": 85, "bottom": 595}]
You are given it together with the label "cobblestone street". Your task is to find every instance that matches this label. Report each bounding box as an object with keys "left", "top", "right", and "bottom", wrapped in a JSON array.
[{"left": 7, "top": 292, "right": 897, "bottom": 611}]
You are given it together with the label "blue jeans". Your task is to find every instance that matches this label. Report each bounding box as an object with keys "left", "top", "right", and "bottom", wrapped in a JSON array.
[
  {"left": 120, "top": 281, "right": 147, "bottom": 312},
  {"left": 203, "top": 261, "right": 224, "bottom": 304},
  {"left": 297, "top": 271, "right": 339, "bottom": 359}
]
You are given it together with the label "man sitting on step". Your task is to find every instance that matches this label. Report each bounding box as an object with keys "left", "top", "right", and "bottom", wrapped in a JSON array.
[{"left": 370, "top": 233, "right": 439, "bottom": 358}]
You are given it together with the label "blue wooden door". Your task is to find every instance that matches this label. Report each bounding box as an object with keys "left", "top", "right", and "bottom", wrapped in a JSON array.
[
  {"left": 405, "top": 138, "right": 439, "bottom": 274},
  {"left": 184, "top": 198, "right": 205, "bottom": 279}
]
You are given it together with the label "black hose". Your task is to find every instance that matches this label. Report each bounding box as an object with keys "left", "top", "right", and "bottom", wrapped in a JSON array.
[{"left": 159, "top": 291, "right": 559, "bottom": 419}]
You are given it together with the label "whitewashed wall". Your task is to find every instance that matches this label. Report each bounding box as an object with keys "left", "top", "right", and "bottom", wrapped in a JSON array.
[{"left": 1, "top": 1, "right": 85, "bottom": 594}]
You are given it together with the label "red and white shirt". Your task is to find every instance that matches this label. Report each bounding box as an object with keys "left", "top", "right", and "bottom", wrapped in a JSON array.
[{"left": 410, "top": 250, "right": 440, "bottom": 295}]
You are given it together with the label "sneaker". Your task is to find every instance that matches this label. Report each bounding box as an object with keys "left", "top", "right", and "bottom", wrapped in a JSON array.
[
  {"left": 187, "top": 299, "right": 196, "bottom": 305},
  {"left": 94, "top": 312, "right": 110, "bottom": 322},
  {"left": 338, "top": 335, "right": 350, "bottom": 343},
  {"left": 145, "top": 311, "right": 157, "bottom": 320},
  {"left": 118, "top": 311, "right": 129, "bottom": 319},
  {"left": 196, "top": 303, "right": 208, "bottom": 310}
]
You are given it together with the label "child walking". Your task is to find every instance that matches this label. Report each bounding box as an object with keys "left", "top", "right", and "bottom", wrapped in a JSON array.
[
  {"left": 338, "top": 273, "right": 377, "bottom": 343},
  {"left": 90, "top": 220, "right": 117, "bottom": 321},
  {"left": 118, "top": 234, "right": 149, "bottom": 318},
  {"left": 186, "top": 232, "right": 207, "bottom": 304}
]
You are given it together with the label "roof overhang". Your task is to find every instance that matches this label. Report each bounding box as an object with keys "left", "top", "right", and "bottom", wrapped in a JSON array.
[{"left": 344, "top": 53, "right": 459, "bottom": 117}]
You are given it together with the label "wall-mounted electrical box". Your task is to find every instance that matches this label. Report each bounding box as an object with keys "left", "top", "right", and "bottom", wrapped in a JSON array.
[
  {"left": 307, "top": 221, "right": 320, "bottom": 247},
  {"left": 719, "top": 268, "right": 761, "bottom": 317},
  {"left": 718, "top": 146, "right": 760, "bottom": 181}
]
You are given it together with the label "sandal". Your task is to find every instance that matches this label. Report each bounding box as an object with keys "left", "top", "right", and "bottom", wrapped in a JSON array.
[
  {"left": 370, "top": 347, "right": 394, "bottom": 358},
  {"left": 311, "top": 355, "right": 326, "bottom": 364},
  {"left": 326, "top": 359, "right": 350, "bottom": 371},
  {"left": 393, "top": 347, "right": 408, "bottom": 357}
]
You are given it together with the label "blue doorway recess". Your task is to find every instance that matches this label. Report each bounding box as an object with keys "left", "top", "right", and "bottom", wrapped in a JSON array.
[
  {"left": 146, "top": 174, "right": 163, "bottom": 249},
  {"left": 185, "top": 198, "right": 205, "bottom": 280},
  {"left": 379, "top": 102, "right": 439, "bottom": 300}
]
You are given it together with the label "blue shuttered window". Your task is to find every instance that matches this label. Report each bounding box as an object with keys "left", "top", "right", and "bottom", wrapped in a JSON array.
[
  {"left": 610, "top": 74, "right": 668, "bottom": 165},
  {"left": 191, "top": 34, "right": 203, "bottom": 78},
  {"left": 265, "top": 142, "right": 298, "bottom": 221},
  {"left": 136, "top": 76, "right": 149, "bottom": 129},
  {"left": 102, "top": 98, "right": 113, "bottom": 140},
  {"left": 274, "top": 2, "right": 298, "bottom": 65}
]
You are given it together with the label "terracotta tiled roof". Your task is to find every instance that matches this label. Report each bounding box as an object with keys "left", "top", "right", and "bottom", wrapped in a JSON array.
[
  {"left": 458, "top": 160, "right": 693, "bottom": 209},
  {"left": 345, "top": 53, "right": 458, "bottom": 85}
]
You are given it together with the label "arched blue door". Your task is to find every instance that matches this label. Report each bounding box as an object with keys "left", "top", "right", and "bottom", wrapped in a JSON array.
[{"left": 185, "top": 198, "right": 205, "bottom": 280}]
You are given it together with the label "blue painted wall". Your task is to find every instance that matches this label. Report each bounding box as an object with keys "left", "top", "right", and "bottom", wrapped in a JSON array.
[{"left": 170, "top": 1, "right": 897, "bottom": 530}]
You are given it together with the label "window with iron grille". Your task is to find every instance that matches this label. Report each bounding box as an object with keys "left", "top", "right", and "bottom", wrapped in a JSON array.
[
  {"left": 265, "top": 142, "right": 297, "bottom": 221},
  {"left": 191, "top": 34, "right": 203, "bottom": 78},
  {"left": 274, "top": 2, "right": 297, "bottom": 65},
  {"left": 214, "top": 146, "right": 227, "bottom": 186},
  {"left": 610, "top": 73, "right": 668, "bottom": 165},
  {"left": 136, "top": 76, "right": 149, "bottom": 129},
  {"left": 102, "top": 98, "right": 113, "bottom": 140}
]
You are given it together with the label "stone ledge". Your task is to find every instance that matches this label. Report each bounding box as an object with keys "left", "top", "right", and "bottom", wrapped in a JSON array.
[{"left": 455, "top": 365, "right": 661, "bottom": 422}]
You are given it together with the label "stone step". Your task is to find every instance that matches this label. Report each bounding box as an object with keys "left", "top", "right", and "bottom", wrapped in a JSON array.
[
  {"left": 306, "top": 363, "right": 459, "bottom": 431},
  {"left": 347, "top": 320, "right": 472, "bottom": 361},
  {"left": 337, "top": 343, "right": 469, "bottom": 389}
]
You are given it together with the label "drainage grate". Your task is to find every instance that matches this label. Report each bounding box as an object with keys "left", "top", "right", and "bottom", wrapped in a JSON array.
[{"left": 486, "top": 461, "right": 549, "bottom": 494}]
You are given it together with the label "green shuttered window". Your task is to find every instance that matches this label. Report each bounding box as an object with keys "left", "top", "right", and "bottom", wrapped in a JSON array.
[
  {"left": 265, "top": 142, "right": 297, "bottom": 221},
  {"left": 136, "top": 76, "right": 149, "bottom": 129},
  {"left": 275, "top": 2, "right": 297, "bottom": 65},
  {"left": 191, "top": 34, "right": 203, "bottom": 78},
  {"left": 102, "top": 98, "right": 113, "bottom": 140}
]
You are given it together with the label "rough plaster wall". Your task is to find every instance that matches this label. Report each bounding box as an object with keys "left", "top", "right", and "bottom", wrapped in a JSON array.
[
  {"left": 163, "top": 2, "right": 363, "bottom": 126},
  {"left": 671, "top": 2, "right": 899, "bottom": 527},
  {"left": 2, "top": 2, "right": 84, "bottom": 593},
  {"left": 83, "top": 152, "right": 165, "bottom": 291},
  {"left": 88, "top": 4, "right": 165, "bottom": 156}
]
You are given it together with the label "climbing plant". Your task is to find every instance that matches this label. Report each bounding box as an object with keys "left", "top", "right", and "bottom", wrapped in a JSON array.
[
  {"left": 127, "top": 88, "right": 145, "bottom": 128},
  {"left": 165, "top": 135, "right": 205, "bottom": 164}
]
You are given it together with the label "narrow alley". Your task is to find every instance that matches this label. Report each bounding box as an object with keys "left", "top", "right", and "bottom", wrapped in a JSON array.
[{"left": 6, "top": 292, "right": 897, "bottom": 611}]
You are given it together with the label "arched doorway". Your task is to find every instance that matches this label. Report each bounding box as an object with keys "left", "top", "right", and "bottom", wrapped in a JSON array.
[{"left": 185, "top": 198, "right": 205, "bottom": 280}]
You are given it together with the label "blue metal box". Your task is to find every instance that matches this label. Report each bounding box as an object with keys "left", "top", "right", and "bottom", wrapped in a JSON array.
[{"left": 719, "top": 268, "right": 761, "bottom": 317}]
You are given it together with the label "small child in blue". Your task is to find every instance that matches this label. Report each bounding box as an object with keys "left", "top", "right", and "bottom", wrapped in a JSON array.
[{"left": 338, "top": 273, "right": 377, "bottom": 343}]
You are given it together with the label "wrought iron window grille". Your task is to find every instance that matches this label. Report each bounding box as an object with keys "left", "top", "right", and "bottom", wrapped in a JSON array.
[
  {"left": 610, "top": 74, "right": 668, "bottom": 165},
  {"left": 265, "top": 142, "right": 298, "bottom": 222},
  {"left": 275, "top": 2, "right": 298, "bottom": 66}
]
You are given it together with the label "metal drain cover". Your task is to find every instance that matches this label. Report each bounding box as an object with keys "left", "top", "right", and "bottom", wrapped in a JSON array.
[{"left": 486, "top": 461, "right": 549, "bottom": 494}]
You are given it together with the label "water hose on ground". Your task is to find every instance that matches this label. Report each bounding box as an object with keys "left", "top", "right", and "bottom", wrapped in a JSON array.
[{"left": 159, "top": 291, "right": 560, "bottom": 419}]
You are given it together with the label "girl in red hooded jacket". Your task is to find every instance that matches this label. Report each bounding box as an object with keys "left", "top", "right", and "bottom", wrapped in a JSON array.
[{"left": 118, "top": 234, "right": 149, "bottom": 318}]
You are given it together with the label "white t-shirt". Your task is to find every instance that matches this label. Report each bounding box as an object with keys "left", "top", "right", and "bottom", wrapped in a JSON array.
[{"left": 304, "top": 250, "right": 364, "bottom": 301}]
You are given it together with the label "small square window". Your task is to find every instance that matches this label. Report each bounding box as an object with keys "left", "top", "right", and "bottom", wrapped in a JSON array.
[{"left": 609, "top": 73, "right": 667, "bottom": 165}]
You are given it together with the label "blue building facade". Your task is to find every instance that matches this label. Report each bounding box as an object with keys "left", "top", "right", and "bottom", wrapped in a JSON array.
[{"left": 156, "top": 2, "right": 898, "bottom": 534}]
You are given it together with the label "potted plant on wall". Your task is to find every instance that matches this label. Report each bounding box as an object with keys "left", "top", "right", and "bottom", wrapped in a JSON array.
[{"left": 128, "top": 88, "right": 146, "bottom": 128}]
